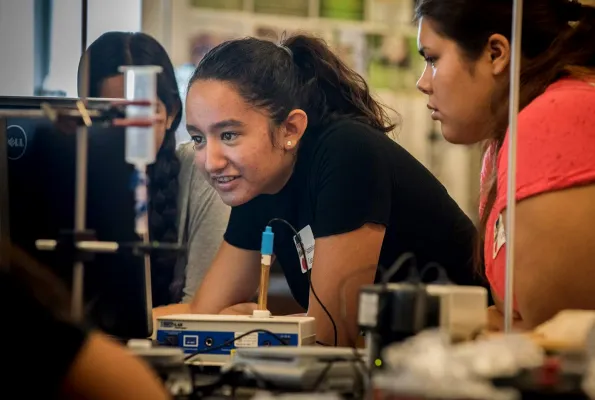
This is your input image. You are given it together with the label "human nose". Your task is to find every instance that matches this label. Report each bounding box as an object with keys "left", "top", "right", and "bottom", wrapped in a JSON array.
[
  {"left": 416, "top": 64, "right": 433, "bottom": 95},
  {"left": 201, "top": 140, "right": 228, "bottom": 174}
]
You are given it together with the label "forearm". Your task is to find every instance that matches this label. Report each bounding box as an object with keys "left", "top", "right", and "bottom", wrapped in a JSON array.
[
  {"left": 308, "top": 271, "right": 366, "bottom": 347},
  {"left": 307, "top": 225, "right": 383, "bottom": 347},
  {"left": 153, "top": 303, "right": 191, "bottom": 319},
  {"left": 308, "top": 296, "right": 358, "bottom": 347},
  {"left": 190, "top": 242, "right": 261, "bottom": 314},
  {"left": 151, "top": 304, "right": 192, "bottom": 339},
  {"left": 191, "top": 269, "right": 255, "bottom": 314}
]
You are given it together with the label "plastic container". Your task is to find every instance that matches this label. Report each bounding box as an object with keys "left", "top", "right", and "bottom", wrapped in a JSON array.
[{"left": 119, "top": 65, "right": 162, "bottom": 168}]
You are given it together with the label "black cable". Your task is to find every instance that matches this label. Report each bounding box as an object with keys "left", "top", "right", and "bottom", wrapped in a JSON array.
[
  {"left": 420, "top": 261, "right": 451, "bottom": 284},
  {"left": 184, "top": 329, "right": 288, "bottom": 363},
  {"left": 382, "top": 252, "right": 416, "bottom": 284},
  {"left": 267, "top": 218, "right": 338, "bottom": 347},
  {"left": 316, "top": 340, "right": 332, "bottom": 346},
  {"left": 307, "top": 268, "right": 338, "bottom": 347},
  {"left": 336, "top": 268, "right": 372, "bottom": 384}
]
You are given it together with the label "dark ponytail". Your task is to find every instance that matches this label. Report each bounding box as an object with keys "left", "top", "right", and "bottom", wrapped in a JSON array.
[
  {"left": 81, "top": 32, "right": 182, "bottom": 306},
  {"left": 283, "top": 35, "right": 395, "bottom": 132},
  {"left": 415, "top": 0, "right": 595, "bottom": 273},
  {"left": 189, "top": 34, "right": 395, "bottom": 135}
]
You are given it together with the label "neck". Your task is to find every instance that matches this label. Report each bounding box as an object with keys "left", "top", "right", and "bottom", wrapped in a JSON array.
[{"left": 265, "top": 155, "right": 297, "bottom": 195}]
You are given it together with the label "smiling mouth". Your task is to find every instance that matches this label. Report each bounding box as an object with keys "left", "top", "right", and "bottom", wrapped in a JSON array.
[{"left": 213, "top": 176, "right": 239, "bottom": 184}]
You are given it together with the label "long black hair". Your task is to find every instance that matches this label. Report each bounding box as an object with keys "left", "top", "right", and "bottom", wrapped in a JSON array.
[
  {"left": 188, "top": 34, "right": 395, "bottom": 136},
  {"left": 79, "top": 32, "right": 183, "bottom": 306},
  {"left": 414, "top": 0, "right": 595, "bottom": 272}
]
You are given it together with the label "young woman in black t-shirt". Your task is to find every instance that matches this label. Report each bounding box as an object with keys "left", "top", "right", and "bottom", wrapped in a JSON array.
[{"left": 155, "top": 34, "right": 483, "bottom": 346}]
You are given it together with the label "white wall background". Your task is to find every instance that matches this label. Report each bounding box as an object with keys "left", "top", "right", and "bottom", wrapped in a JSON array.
[{"left": 0, "top": 0, "right": 35, "bottom": 96}]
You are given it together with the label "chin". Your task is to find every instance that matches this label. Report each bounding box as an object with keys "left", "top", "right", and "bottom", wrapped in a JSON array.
[
  {"left": 217, "top": 189, "right": 257, "bottom": 208},
  {"left": 440, "top": 124, "right": 479, "bottom": 145}
]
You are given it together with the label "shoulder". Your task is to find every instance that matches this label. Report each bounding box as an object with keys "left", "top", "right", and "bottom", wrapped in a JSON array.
[
  {"left": 495, "top": 77, "right": 595, "bottom": 204},
  {"left": 515, "top": 77, "right": 595, "bottom": 137},
  {"left": 498, "top": 77, "right": 595, "bottom": 164},
  {"left": 308, "top": 119, "right": 394, "bottom": 167},
  {"left": 299, "top": 120, "right": 397, "bottom": 236},
  {"left": 520, "top": 77, "right": 595, "bottom": 120},
  {"left": 317, "top": 119, "right": 391, "bottom": 149}
]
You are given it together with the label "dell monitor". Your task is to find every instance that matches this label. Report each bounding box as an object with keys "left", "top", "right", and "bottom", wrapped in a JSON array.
[{"left": 0, "top": 96, "right": 153, "bottom": 339}]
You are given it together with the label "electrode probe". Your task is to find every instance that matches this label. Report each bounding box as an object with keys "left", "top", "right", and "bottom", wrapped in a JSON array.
[{"left": 257, "top": 226, "right": 274, "bottom": 313}]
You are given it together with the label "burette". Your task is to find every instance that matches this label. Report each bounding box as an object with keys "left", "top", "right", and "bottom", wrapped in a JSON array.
[
  {"left": 120, "top": 66, "right": 163, "bottom": 274},
  {"left": 504, "top": 0, "right": 523, "bottom": 333}
]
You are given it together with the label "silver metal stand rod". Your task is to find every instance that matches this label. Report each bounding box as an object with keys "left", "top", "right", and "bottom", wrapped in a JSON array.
[
  {"left": 72, "top": 125, "right": 88, "bottom": 323},
  {"left": 142, "top": 231, "right": 153, "bottom": 332},
  {"left": 0, "top": 109, "right": 101, "bottom": 119},
  {"left": 71, "top": 0, "right": 90, "bottom": 323},
  {"left": 36, "top": 240, "right": 118, "bottom": 252},
  {"left": 504, "top": 0, "right": 523, "bottom": 333}
]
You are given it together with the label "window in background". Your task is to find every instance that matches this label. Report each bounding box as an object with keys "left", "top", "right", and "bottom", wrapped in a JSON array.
[
  {"left": 34, "top": 0, "right": 58, "bottom": 96},
  {"left": 0, "top": 0, "right": 35, "bottom": 96},
  {"left": 42, "top": 0, "right": 141, "bottom": 97}
]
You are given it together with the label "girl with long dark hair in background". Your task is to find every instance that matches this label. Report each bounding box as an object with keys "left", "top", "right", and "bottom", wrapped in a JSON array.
[{"left": 79, "top": 32, "right": 229, "bottom": 308}]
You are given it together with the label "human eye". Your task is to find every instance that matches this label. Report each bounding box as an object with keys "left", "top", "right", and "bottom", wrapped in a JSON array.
[
  {"left": 191, "top": 135, "right": 205, "bottom": 149},
  {"left": 424, "top": 56, "right": 437, "bottom": 67},
  {"left": 221, "top": 131, "right": 239, "bottom": 142}
]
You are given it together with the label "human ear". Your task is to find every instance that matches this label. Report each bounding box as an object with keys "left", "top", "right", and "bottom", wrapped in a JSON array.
[
  {"left": 486, "top": 33, "right": 510, "bottom": 76},
  {"left": 281, "top": 109, "right": 308, "bottom": 150}
]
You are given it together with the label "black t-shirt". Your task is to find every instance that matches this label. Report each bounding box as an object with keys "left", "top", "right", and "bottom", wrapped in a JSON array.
[
  {"left": 224, "top": 119, "right": 482, "bottom": 309},
  {"left": 1, "top": 269, "right": 87, "bottom": 398}
]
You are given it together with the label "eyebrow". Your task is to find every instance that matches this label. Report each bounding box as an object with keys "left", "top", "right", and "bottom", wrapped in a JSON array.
[
  {"left": 186, "top": 124, "right": 201, "bottom": 134},
  {"left": 186, "top": 119, "right": 245, "bottom": 134},
  {"left": 211, "top": 119, "right": 245, "bottom": 130}
]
